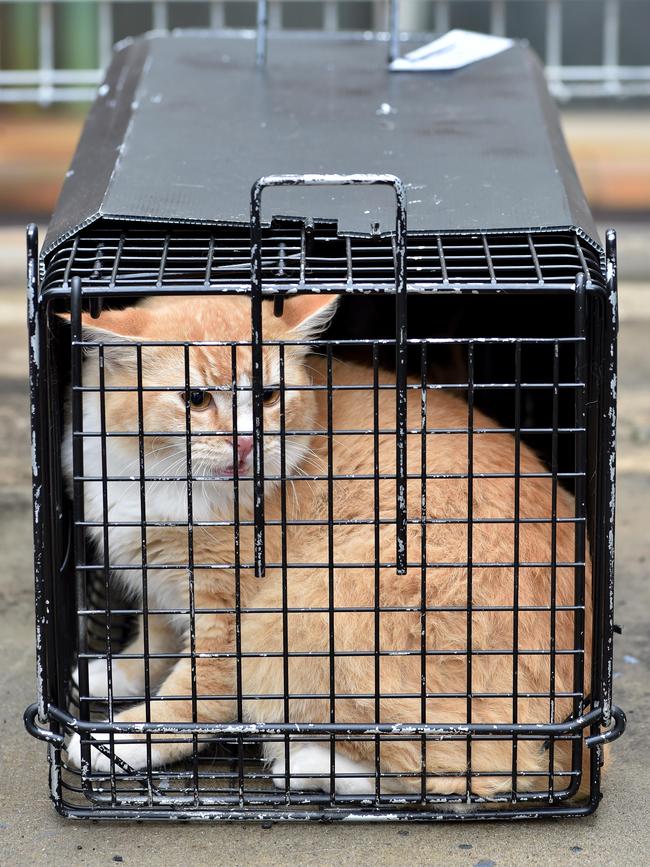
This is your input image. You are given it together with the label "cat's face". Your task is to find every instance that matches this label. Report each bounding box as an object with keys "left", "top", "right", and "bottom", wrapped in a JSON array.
[{"left": 72, "top": 294, "right": 337, "bottom": 515}]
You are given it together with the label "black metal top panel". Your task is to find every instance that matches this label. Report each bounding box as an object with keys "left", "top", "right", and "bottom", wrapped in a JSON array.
[{"left": 43, "top": 32, "right": 599, "bottom": 257}]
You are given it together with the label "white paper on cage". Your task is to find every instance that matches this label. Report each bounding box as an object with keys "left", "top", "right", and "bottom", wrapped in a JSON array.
[{"left": 390, "top": 30, "right": 515, "bottom": 72}]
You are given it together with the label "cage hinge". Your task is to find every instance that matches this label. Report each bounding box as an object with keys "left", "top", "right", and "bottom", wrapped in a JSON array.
[
  {"left": 24, "top": 702, "right": 65, "bottom": 747},
  {"left": 585, "top": 705, "right": 627, "bottom": 748}
]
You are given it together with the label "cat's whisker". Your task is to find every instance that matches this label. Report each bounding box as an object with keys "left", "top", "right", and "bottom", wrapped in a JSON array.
[
  {"left": 291, "top": 464, "right": 318, "bottom": 503},
  {"left": 106, "top": 442, "right": 184, "bottom": 504},
  {"left": 288, "top": 478, "right": 300, "bottom": 517},
  {"left": 296, "top": 443, "right": 325, "bottom": 467}
]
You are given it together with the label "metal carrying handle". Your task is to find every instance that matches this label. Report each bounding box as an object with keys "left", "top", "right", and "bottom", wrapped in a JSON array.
[{"left": 249, "top": 173, "right": 408, "bottom": 577}]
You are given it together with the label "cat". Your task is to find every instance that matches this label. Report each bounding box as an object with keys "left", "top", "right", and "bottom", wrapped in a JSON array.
[{"left": 64, "top": 293, "right": 591, "bottom": 799}]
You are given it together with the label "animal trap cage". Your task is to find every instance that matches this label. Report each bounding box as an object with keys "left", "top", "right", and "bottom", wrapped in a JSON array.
[{"left": 25, "top": 32, "right": 625, "bottom": 821}]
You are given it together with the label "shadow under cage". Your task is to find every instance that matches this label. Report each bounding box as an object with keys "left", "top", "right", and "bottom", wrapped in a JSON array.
[{"left": 25, "top": 32, "right": 625, "bottom": 820}]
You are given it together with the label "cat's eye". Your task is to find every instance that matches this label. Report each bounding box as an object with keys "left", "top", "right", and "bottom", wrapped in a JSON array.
[
  {"left": 184, "top": 389, "right": 212, "bottom": 411},
  {"left": 262, "top": 389, "right": 280, "bottom": 407}
]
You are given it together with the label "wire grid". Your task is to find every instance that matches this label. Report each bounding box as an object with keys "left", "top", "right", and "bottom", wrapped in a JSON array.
[
  {"left": 1, "top": 0, "right": 649, "bottom": 103},
  {"left": 41, "top": 225, "right": 605, "bottom": 295},
  {"left": 52, "top": 292, "right": 592, "bottom": 815}
]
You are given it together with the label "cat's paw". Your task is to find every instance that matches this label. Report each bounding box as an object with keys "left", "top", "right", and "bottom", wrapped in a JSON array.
[
  {"left": 71, "top": 660, "right": 109, "bottom": 700},
  {"left": 66, "top": 730, "right": 159, "bottom": 774},
  {"left": 72, "top": 659, "right": 145, "bottom": 700},
  {"left": 271, "top": 744, "right": 374, "bottom": 795}
]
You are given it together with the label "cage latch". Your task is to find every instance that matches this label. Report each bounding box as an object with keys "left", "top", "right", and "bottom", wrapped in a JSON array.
[
  {"left": 585, "top": 705, "right": 627, "bottom": 748},
  {"left": 250, "top": 172, "right": 408, "bottom": 578},
  {"left": 23, "top": 702, "right": 65, "bottom": 747}
]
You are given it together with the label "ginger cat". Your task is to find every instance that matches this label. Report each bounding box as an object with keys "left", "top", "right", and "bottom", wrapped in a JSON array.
[{"left": 64, "top": 294, "right": 591, "bottom": 799}]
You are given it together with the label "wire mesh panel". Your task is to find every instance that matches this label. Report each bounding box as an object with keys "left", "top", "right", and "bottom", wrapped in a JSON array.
[
  {"left": 42, "top": 230, "right": 605, "bottom": 294},
  {"left": 25, "top": 209, "right": 624, "bottom": 819}
]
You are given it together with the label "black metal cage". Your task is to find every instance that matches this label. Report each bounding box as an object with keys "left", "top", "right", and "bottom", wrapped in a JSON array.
[{"left": 25, "top": 32, "right": 625, "bottom": 821}]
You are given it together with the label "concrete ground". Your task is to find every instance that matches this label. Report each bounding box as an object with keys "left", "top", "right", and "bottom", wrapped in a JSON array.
[{"left": 0, "top": 225, "right": 648, "bottom": 867}]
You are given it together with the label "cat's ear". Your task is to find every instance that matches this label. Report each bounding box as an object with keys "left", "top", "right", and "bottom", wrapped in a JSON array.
[
  {"left": 280, "top": 295, "right": 339, "bottom": 341},
  {"left": 56, "top": 307, "right": 150, "bottom": 368}
]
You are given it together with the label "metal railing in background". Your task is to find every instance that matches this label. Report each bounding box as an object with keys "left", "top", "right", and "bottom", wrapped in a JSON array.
[{"left": 0, "top": 0, "right": 649, "bottom": 104}]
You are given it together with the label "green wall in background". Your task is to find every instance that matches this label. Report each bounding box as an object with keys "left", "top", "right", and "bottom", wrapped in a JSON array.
[
  {"left": 55, "top": 2, "right": 99, "bottom": 69},
  {"left": 0, "top": 3, "right": 38, "bottom": 69}
]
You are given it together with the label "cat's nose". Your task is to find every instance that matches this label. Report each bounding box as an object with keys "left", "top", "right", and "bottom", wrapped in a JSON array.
[{"left": 236, "top": 436, "right": 253, "bottom": 464}]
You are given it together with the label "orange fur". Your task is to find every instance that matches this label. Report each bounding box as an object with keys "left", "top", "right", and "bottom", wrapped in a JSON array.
[{"left": 66, "top": 295, "right": 592, "bottom": 799}]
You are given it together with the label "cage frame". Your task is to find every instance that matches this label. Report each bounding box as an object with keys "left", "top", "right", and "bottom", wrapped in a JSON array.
[
  {"left": 25, "top": 176, "right": 625, "bottom": 820},
  {"left": 23, "top": 28, "right": 626, "bottom": 820}
]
